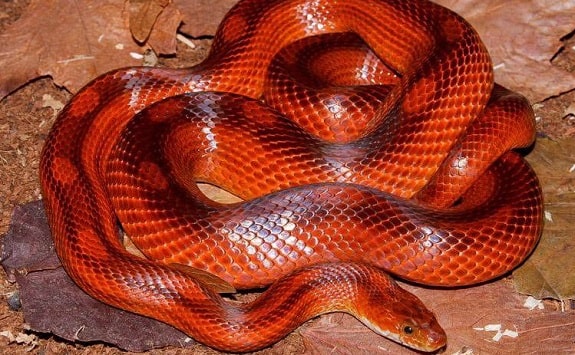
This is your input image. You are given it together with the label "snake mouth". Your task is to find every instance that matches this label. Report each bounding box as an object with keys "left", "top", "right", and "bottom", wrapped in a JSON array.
[
  {"left": 416, "top": 326, "right": 448, "bottom": 353},
  {"left": 360, "top": 317, "right": 447, "bottom": 352}
]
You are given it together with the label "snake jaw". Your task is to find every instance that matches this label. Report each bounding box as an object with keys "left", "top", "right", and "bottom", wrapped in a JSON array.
[{"left": 359, "top": 316, "right": 446, "bottom": 352}]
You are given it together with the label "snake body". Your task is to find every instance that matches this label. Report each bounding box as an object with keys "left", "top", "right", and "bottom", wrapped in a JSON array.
[{"left": 39, "top": 0, "right": 543, "bottom": 352}]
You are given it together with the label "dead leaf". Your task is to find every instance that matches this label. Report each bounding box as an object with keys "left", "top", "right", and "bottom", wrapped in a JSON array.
[
  {"left": 174, "top": 0, "right": 237, "bottom": 37},
  {"left": 146, "top": 4, "right": 183, "bottom": 55},
  {"left": 129, "top": 0, "right": 183, "bottom": 55},
  {"left": 300, "top": 280, "right": 575, "bottom": 354},
  {"left": 129, "top": 0, "right": 171, "bottom": 43},
  {"left": 0, "top": 0, "right": 144, "bottom": 98},
  {"left": 2, "top": 0, "right": 572, "bottom": 102},
  {"left": 436, "top": 0, "right": 575, "bottom": 102},
  {"left": 1, "top": 201, "right": 60, "bottom": 278},
  {"left": 0, "top": 330, "right": 39, "bottom": 351},
  {"left": 514, "top": 138, "right": 575, "bottom": 300},
  {"left": 0, "top": 201, "right": 195, "bottom": 352}
]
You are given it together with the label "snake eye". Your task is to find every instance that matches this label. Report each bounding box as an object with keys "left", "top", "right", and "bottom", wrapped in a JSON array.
[{"left": 403, "top": 325, "right": 414, "bottom": 334}]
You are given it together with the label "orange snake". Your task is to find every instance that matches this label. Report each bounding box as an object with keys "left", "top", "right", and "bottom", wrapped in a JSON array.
[{"left": 39, "top": 0, "right": 543, "bottom": 352}]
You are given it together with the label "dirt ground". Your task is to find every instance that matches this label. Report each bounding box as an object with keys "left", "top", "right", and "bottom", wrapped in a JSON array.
[{"left": 1, "top": 1, "right": 574, "bottom": 354}]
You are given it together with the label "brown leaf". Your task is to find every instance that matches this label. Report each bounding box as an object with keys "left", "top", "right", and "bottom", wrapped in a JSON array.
[
  {"left": 0, "top": 0, "right": 144, "bottom": 98},
  {"left": 300, "top": 281, "right": 575, "bottom": 354},
  {"left": 174, "top": 0, "right": 237, "bottom": 37},
  {"left": 147, "top": 4, "right": 183, "bottom": 55},
  {"left": 2, "top": 0, "right": 572, "bottom": 101},
  {"left": 514, "top": 138, "right": 575, "bottom": 300},
  {"left": 436, "top": 0, "right": 575, "bottom": 102},
  {"left": 0, "top": 201, "right": 60, "bottom": 278},
  {"left": 0, "top": 201, "right": 195, "bottom": 351},
  {"left": 129, "top": 0, "right": 171, "bottom": 43},
  {"left": 129, "top": 0, "right": 183, "bottom": 54}
]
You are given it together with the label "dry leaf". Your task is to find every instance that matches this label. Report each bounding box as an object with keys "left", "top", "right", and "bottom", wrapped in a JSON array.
[
  {"left": 129, "top": 0, "right": 183, "bottom": 55},
  {"left": 2, "top": 0, "right": 572, "bottom": 101},
  {"left": 0, "top": 0, "right": 145, "bottom": 98},
  {"left": 129, "top": 0, "right": 171, "bottom": 43},
  {"left": 436, "top": 0, "right": 575, "bottom": 102},
  {"left": 146, "top": 4, "right": 183, "bottom": 55},
  {"left": 514, "top": 138, "right": 575, "bottom": 300},
  {"left": 301, "top": 280, "right": 575, "bottom": 354},
  {"left": 174, "top": 0, "right": 237, "bottom": 37},
  {"left": 0, "top": 201, "right": 194, "bottom": 352}
]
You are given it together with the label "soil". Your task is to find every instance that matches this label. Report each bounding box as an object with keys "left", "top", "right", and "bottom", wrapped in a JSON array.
[{"left": 0, "top": 1, "right": 574, "bottom": 354}]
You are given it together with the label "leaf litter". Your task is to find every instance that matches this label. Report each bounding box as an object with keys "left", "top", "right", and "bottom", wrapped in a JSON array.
[{"left": 1, "top": 0, "right": 574, "bottom": 354}]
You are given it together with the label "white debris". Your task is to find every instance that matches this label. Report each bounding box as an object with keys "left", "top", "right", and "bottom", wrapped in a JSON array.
[
  {"left": 42, "top": 94, "right": 65, "bottom": 117},
  {"left": 177, "top": 33, "right": 196, "bottom": 49},
  {"left": 130, "top": 52, "right": 144, "bottom": 60},
  {"left": 493, "top": 63, "right": 505, "bottom": 70},
  {"left": 0, "top": 330, "right": 39, "bottom": 350},
  {"left": 474, "top": 324, "right": 519, "bottom": 342},
  {"left": 493, "top": 329, "right": 519, "bottom": 342},
  {"left": 523, "top": 296, "right": 544, "bottom": 310}
]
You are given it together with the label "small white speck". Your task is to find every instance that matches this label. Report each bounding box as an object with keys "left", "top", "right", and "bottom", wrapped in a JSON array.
[
  {"left": 493, "top": 63, "right": 505, "bottom": 70},
  {"left": 474, "top": 324, "right": 498, "bottom": 331},
  {"left": 544, "top": 210, "right": 553, "bottom": 222},
  {"left": 130, "top": 52, "right": 144, "bottom": 59},
  {"left": 569, "top": 164, "right": 575, "bottom": 173},
  {"left": 176, "top": 33, "right": 196, "bottom": 49},
  {"left": 474, "top": 324, "right": 518, "bottom": 342},
  {"left": 484, "top": 324, "right": 502, "bottom": 332},
  {"left": 115, "top": 43, "right": 124, "bottom": 50},
  {"left": 500, "top": 329, "right": 518, "bottom": 339},
  {"left": 451, "top": 155, "right": 468, "bottom": 176},
  {"left": 523, "top": 296, "right": 544, "bottom": 310},
  {"left": 455, "top": 156, "right": 468, "bottom": 169}
]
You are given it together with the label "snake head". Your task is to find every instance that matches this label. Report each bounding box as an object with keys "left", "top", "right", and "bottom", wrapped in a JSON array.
[
  {"left": 394, "top": 316, "right": 447, "bottom": 353},
  {"left": 355, "top": 271, "right": 447, "bottom": 352}
]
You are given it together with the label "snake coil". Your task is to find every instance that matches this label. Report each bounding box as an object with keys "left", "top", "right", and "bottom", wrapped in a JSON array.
[{"left": 40, "top": 0, "right": 542, "bottom": 352}]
